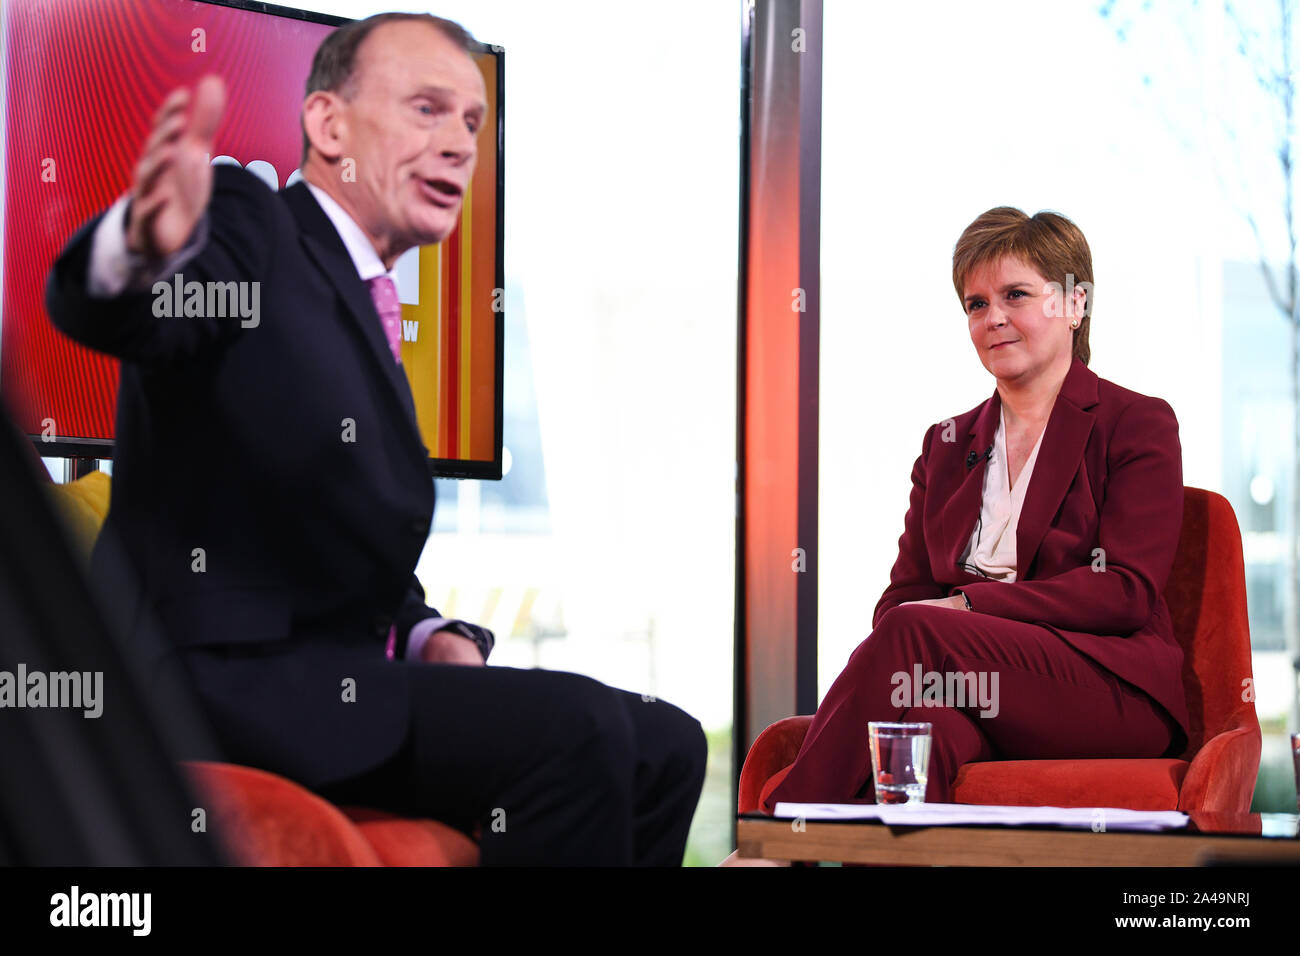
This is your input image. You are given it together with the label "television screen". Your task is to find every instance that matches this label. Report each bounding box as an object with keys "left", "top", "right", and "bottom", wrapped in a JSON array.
[{"left": 0, "top": 0, "right": 504, "bottom": 479}]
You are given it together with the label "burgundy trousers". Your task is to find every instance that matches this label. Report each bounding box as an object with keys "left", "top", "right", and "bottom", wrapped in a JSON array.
[{"left": 762, "top": 603, "right": 1182, "bottom": 812}]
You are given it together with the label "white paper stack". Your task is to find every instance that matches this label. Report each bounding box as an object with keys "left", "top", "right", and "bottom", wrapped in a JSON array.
[{"left": 771, "top": 802, "right": 1188, "bottom": 832}]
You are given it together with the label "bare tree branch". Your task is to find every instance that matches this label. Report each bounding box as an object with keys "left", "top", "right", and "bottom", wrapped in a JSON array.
[
  {"left": 1245, "top": 206, "right": 1293, "bottom": 314},
  {"left": 1227, "top": 0, "right": 1286, "bottom": 98}
]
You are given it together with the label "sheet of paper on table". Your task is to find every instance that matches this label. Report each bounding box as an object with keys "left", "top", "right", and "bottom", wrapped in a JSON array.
[{"left": 771, "top": 802, "right": 1189, "bottom": 832}]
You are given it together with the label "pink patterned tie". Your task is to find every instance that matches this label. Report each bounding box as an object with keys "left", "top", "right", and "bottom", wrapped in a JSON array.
[
  {"left": 369, "top": 275, "right": 402, "bottom": 659},
  {"left": 366, "top": 275, "right": 403, "bottom": 365}
]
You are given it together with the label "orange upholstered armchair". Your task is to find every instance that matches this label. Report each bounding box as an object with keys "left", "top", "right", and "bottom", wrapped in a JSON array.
[
  {"left": 740, "top": 487, "right": 1262, "bottom": 815},
  {"left": 184, "top": 762, "right": 478, "bottom": 866},
  {"left": 43, "top": 467, "right": 479, "bottom": 866}
]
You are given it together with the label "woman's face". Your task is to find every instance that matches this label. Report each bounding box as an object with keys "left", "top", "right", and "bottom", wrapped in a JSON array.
[{"left": 962, "top": 255, "right": 1081, "bottom": 386}]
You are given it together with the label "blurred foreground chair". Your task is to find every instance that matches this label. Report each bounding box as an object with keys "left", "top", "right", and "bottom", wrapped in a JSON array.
[
  {"left": 45, "top": 467, "right": 479, "bottom": 866},
  {"left": 739, "top": 487, "right": 1262, "bottom": 815},
  {"left": 184, "top": 762, "right": 477, "bottom": 866}
]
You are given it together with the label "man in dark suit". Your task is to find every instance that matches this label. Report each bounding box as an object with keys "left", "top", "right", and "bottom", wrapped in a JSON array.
[{"left": 45, "top": 12, "right": 706, "bottom": 866}]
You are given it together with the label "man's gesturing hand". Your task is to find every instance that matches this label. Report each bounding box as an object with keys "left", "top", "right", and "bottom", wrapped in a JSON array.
[{"left": 126, "top": 74, "right": 226, "bottom": 260}]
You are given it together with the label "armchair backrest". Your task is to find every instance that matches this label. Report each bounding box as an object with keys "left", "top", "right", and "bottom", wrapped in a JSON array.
[{"left": 1163, "top": 487, "right": 1258, "bottom": 757}]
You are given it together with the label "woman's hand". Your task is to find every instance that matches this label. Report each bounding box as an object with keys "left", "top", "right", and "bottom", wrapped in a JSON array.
[{"left": 899, "top": 595, "right": 969, "bottom": 611}]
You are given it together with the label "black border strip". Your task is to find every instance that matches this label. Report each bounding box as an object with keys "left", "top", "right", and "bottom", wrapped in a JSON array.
[
  {"left": 732, "top": 0, "right": 754, "bottom": 832},
  {"left": 795, "top": 0, "right": 821, "bottom": 716}
]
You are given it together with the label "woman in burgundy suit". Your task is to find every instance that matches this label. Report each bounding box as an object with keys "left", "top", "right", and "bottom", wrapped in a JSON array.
[{"left": 762, "top": 207, "right": 1190, "bottom": 811}]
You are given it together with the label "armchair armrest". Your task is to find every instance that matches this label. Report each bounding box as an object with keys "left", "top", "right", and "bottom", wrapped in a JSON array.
[
  {"left": 1177, "top": 722, "right": 1262, "bottom": 813},
  {"left": 737, "top": 716, "right": 813, "bottom": 814}
]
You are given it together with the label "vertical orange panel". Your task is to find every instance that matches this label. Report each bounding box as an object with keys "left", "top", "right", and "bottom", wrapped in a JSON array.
[{"left": 738, "top": 0, "right": 821, "bottom": 759}]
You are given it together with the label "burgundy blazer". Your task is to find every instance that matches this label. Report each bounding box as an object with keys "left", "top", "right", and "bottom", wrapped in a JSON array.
[{"left": 872, "top": 356, "right": 1190, "bottom": 748}]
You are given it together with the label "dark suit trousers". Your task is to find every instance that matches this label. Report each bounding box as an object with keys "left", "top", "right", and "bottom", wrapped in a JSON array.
[
  {"left": 316, "top": 663, "right": 708, "bottom": 866},
  {"left": 763, "top": 603, "right": 1182, "bottom": 811}
]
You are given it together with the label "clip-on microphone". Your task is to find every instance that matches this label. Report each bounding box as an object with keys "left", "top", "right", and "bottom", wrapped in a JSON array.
[{"left": 966, "top": 444, "right": 994, "bottom": 469}]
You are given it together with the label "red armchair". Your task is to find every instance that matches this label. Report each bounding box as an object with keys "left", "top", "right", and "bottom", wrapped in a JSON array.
[
  {"left": 184, "top": 762, "right": 479, "bottom": 866},
  {"left": 740, "top": 487, "right": 1262, "bottom": 815}
]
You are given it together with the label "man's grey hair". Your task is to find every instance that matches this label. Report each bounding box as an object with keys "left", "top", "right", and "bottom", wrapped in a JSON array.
[{"left": 300, "top": 12, "right": 481, "bottom": 166}]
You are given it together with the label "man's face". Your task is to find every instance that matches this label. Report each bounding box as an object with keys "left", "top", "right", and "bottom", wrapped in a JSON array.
[{"left": 333, "top": 22, "right": 487, "bottom": 254}]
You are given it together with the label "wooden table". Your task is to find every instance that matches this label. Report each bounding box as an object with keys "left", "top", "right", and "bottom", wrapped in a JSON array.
[{"left": 736, "top": 811, "right": 1300, "bottom": 866}]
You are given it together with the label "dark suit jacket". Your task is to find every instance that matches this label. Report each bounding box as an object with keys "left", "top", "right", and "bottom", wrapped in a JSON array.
[
  {"left": 872, "top": 356, "right": 1190, "bottom": 750},
  {"left": 45, "top": 164, "right": 457, "bottom": 788}
]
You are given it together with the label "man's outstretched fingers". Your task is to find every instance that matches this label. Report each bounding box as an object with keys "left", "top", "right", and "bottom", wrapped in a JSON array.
[
  {"left": 128, "top": 74, "right": 226, "bottom": 258},
  {"left": 186, "top": 74, "right": 226, "bottom": 150}
]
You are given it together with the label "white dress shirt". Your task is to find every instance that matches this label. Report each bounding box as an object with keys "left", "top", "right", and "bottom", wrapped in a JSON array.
[
  {"left": 958, "top": 406, "right": 1046, "bottom": 582},
  {"left": 303, "top": 182, "right": 399, "bottom": 288}
]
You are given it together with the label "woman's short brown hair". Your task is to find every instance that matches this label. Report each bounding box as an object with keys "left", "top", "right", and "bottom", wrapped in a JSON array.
[{"left": 952, "top": 206, "right": 1093, "bottom": 366}]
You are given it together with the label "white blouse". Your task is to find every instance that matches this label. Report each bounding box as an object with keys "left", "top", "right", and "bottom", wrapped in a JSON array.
[{"left": 958, "top": 406, "right": 1046, "bottom": 582}]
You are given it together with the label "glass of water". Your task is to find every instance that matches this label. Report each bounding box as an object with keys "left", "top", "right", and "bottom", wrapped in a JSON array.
[{"left": 868, "top": 721, "right": 932, "bottom": 805}]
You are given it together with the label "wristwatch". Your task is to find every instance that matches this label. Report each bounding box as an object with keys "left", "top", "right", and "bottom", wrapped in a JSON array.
[
  {"left": 957, "top": 590, "right": 973, "bottom": 611},
  {"left": 441, "top": 619, "right": 495, "bottom": 660}
]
